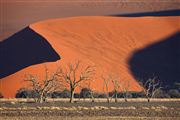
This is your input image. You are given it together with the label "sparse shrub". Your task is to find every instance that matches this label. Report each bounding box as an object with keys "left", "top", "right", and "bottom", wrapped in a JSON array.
[
  {"left": 60, "top": 89, "right": 71, "bottom": 98},
  {"left": 108, "top": 91, "right": 115, "bottom": 98},
  {"left": 111, "top": 91, "right": 153, "bottom": 99},
  {"left": 118, "top": 92, "right": 132, "bottom": 99},
  {"left": 51, "top": 91, "right": 62, "bottom": 98},
  {"left": 138, "top": 92, "right": 147, "bottom": 98},
  {"left": 125, "top": 92, "right": 132, "bottom": 98},
  {"left": 168, "top": 89, "right": 180, "bottom": 98},
  {"left": 16, "top": 88, "right": 29, "bottom": 98},
  {"left": 153, "top": 89, "right": 170, "bottom": 98},
  {"left": 15, "top": 88, "right": 38, "bottom": 98},
  {"left": 174, "top": 83, "right": 180, "bottom": 91},
  {"left": 83, "top": 92, "right": 106, "bottom": 98},
  {"left": 80, "top": 88, "right": 91, "bottom": 98},
  {"left": 74, "top": 93, "right": 80, "bottom": 98},
  {"left": 51, "top": 89, "right": 71, "bottom": 98},
  {"left": 97, "top": 93, "right": 107, "bottom": 98},
  {"left": 130, "top": 92, "right": 143, "bottom": 98}
]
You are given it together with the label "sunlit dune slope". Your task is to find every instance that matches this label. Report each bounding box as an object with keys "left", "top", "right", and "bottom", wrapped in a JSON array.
[{"left": 0, "top": 16, "right": 179, "bottom": 97}]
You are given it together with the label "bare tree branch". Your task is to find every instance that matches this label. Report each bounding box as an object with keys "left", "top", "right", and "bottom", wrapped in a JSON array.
[
  {"left": 61, "top": 61, "right": 95, "bottom": 103},
  {"left": 139, "top": 76, "right": 162, "bottom": 102},
  {"left": 24, "top": 65, "right": 64, "bottom": 103}
]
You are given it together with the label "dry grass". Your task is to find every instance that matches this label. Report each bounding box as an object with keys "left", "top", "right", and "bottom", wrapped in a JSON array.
[
  {"left": 0, "top": 105, "right": 173, "bottom": 111},
  {"left": 0, "top": 98, "right": 179, "bottom": 103}
]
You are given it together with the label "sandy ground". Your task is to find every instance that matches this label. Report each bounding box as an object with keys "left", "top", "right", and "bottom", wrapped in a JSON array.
[
  {"left": 0, "top": 100, "right": 179, "bottom": 120},
  {"left": 1, "top": 116, "right": 179, "bottom": 120}
]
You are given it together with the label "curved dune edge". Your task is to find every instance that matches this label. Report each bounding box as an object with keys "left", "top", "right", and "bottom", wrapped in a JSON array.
[{"left": 0, "top": 16, "right": 179, "bottom": 97}]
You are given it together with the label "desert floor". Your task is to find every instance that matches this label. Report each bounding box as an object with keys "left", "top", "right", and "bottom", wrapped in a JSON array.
[{"left": 0, "top": 99, "right": 179, "bottom": 120}]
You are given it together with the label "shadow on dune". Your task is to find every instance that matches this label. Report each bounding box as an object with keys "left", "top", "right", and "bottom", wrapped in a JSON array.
[
  {"left": 128, "top": 32, "right": 180, "bottom": 89},
  {"left": 0, "top": 27, "right": 60, "bottom": 79},
  {"left": 112, "top": 9, "right": 180, "bottom": 17}
]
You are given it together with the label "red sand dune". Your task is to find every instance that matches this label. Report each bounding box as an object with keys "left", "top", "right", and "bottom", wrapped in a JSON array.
[{"left": 0, "top": 16, "right": 179, "bottom": 97}]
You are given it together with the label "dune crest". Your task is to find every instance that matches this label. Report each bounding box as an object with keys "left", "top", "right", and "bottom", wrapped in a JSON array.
[{"left": 0, "top": 16, "right": 179, "bottom": 97}]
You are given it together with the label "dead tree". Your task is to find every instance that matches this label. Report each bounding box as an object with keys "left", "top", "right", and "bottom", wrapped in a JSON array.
[
  {"left": 139, "top": 77, "right": 161, "bottom": 102},
  {"left": 62, "top": 61, "right": 95, "bottom": 103},
  {"left": 24, "top": 65, "right": 63, "bottom": 103},
  {"left": 119, "top": 80, "right": 130, "bottom": 102},
  {"left": 102, "top": 74, "right": 121, "bottom": 103},
  {"left": 102, "top": 74, "right": 113, "bottom": 103},
  {"left": 111, "top": 78, "right": 120, "bottom": 102},
  {"left": 86, "top": 80, "right": 95, "bottom": 102}
]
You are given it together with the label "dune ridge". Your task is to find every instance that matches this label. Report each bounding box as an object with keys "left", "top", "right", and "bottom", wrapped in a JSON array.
[{"left": 0, "top": 16, "right": 179, "bottom": 97}]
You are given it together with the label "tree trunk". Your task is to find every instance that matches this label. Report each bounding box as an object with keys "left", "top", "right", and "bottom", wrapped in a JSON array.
[
  {"left": 115, "top": 93, "right": 118, "bottom": 103},
  {"left": 38, "top": 96, "right": 43, "bottom": 103},
  {"left": 70, "top": 88, "right": 75, "bottom": 103},
  {"left": 124, "top": 98, "right": 128, "bottom": 102},
  {"left": 107, "top": 97, "right": 110, "bottom": 103},
  {"left": 123, "top": 93, "right": 128, "bottom": 102},
  {"left": 91, "top": 95, "right": 95, "bottom": 102},
  {"left": 90, "top": 92, "right": 95, "bottom": 102},
  {"left": 106, "top": 93, "right": 110, "bottom": 103},
  {"left": 38, "top": 88, "right": 46, "bottom": 103}
]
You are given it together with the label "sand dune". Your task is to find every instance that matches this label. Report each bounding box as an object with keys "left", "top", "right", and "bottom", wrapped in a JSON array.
[{"left": 0, "top": 16, "right": 179, "bottom": 97}]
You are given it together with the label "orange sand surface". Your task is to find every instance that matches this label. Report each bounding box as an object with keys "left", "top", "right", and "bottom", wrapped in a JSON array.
[{"left": 0, "top": 16, "right": 179, "bottom": 97}]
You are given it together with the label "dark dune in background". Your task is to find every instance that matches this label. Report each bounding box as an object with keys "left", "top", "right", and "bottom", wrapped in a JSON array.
[
  {"left": 114, "top": 9, "right": 180, "bottom": 17},
  {"left": 0, "top": 0, "right": 179, "bottom": 40},
  {"left": 0, "top": 27, "right": 60, "bottom": 78},
  {"left": 129, "top": 32, "right": 180, "bottom": 89}
]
